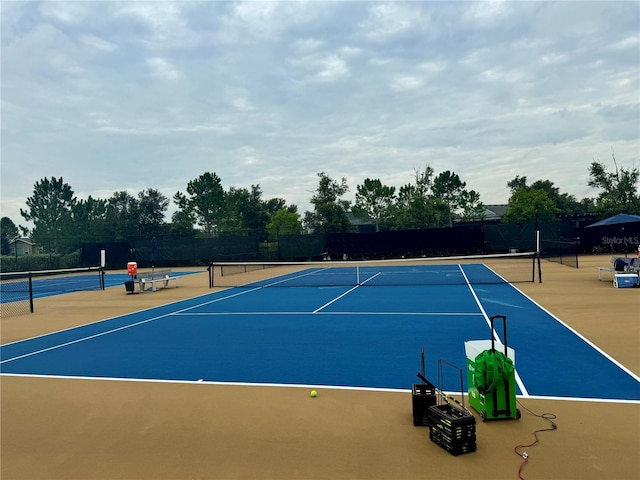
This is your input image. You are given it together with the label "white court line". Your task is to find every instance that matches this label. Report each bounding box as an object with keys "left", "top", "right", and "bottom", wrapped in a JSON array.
[
  {"left": 0, "top": 314, "right": 175, "bottom": 365},
  {"left": 0, "top": 286, "right": 265, "bottom": 364},
  {"left": 457, "top": 264, "right": 530, "bottom": 397},
  {"left": 0, "top": 285, "right": 257, "bottom": 348},
  {"left": 312, "top": 271, "right": 381, "bottom": 313},
  {"left": 313, "top": 285, "right": 361, "bottom": 313},
  {"left": 174, "top": 311, "right": 485, "bottom": 316},
  {"left": 1, "top": 373, "right": 638, "bottom": 405},
  {"left": 252, "top": 267, "right": 332, "bottom": 288},
  {"left": 504, "top": 281, "right": 640, "bottom": 384},
  {"left": 4, "top": 267, "right": 636, "bottom": 402}
]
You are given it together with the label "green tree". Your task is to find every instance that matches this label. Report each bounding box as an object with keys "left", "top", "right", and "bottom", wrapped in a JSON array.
[
  {"left": 503, "top": 188, "right": 558, "bottom": 224},
  {"left": 137, "top": 188, "right": 169, "bottom": 235},
  {"left": 105, "top": 191, "right": 139, "bottom": 239},
  {"left": 20, "top": 176, "right": 76, "bottom": 253},
  {"left": 304, "top": 172, "right": 352, "bottom": 234},
  {"left": 432, "top": 170, "right": 484, "bottom": 226},
  {"left": 506, "top": 176, "right": 528, "bottom": 193},
  {"left": 458, "top": 189, "right": 486, "bottom": 222},
  {"left": 265, "top": 198, "right": 296, "bottom": 216},
  {"left": 222, "top": 185, "right": 269, "bottom": 236},
  {"left": 170, "top": 209, "right": 196, "bottom": 235},
  {"left": 174, "top": 172, "right": 225, "bottom": 236},
  {"left": 1, "top": 217, "right": 19, "bottom": 255},
  {"left": 389, "top": 166, "right": 444, "bottom": 229},
  {"left": 432, "top": 170, "right": 464, "bottom": 227},
  {"left": 353, "top": 178, "right": 396, "bottom": 232},
  {"left": 71, "top": 196, "right": 108, "bottom": 241},
  {"left": 266, "top": 209, "right": 303, "bottom": 241},
  {"left": 508, "top": 176, "right": 580, "bottom": 216},
  {"left": 588, "top": 155, "right": 640, "bottom": 215}
]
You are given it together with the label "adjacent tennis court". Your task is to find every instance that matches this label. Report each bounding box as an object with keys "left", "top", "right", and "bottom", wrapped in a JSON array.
[
  {"left": 1, "top": 258, "right": 638, "bottom": 402},
  {"left": 0, "top": 268, "right": 197, "bottom": 303}
]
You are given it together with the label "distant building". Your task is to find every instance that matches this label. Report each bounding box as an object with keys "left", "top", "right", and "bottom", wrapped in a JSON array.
[
  {"left": 482, "top": 205, "right": 508, "bottom": 222},
  {"left": 8, "top": 238, "right": 38, "bottom": 256},
  {"left": 452, "top": 204, "right": 508, "bottom": 225},
  {"left": 346, "top": 212, "right": 375, "bottom": 232},
  {"left": 349, "top": 205, "right": 510, "bottom": 230}
]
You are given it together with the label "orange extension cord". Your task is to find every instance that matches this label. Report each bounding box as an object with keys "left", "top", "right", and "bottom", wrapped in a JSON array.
[{"left": 514, "top": 401, "right": 558, "bottom": 480}]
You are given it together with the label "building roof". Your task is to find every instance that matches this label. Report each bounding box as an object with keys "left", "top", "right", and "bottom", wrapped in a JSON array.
[
  {"left": 483, "top": 204, "right": 508, "bottom": 220},
  {"left": 9, "top": 237, "right": 36, "bottom": 246}
]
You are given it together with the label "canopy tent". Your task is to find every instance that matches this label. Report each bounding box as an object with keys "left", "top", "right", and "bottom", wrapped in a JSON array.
[
  {"left": 583, "top": 213, "right": 640, "bottom": 255},
  {"left": 585, "top": 213, "right": 640, "bottom": 228}
]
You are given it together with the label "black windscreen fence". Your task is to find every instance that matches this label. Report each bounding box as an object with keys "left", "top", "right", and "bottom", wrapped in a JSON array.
[
  {"left": 83, "top": 236, "right": 262, "bottom": 269},
  {"left": 82, "top": 225, "right": 531, "bottom": 268},
  {"left": 81, "top": 220, "right": 619, "bottom": 268},
  {"left": 326, "top": 225, "right": 485, "bottom": 260},
  {"left": 279, "top": 234, "right": 325, "bottom": 260}
]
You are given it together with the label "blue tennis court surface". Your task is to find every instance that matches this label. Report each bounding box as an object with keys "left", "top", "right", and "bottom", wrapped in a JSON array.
[
  {"left": 1, "top": 263, "right": 638, "bottom": 403},
  {"left": 0, "top": 270, "right": 196, "bottom": 302}
]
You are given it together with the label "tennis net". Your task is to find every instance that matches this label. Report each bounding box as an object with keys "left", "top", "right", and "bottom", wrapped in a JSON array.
[
  {"left": 208, "top": 252, "right": 541, "bottom": 288},
  {"left": 0, "top": 266, "right": 105, "bottom": 317},
  {"left": 542, "top": 240, "right": 579, "bottom": 268}
]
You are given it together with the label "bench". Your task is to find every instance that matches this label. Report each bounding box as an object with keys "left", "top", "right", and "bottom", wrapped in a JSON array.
[
  {"left": 598, "top": 256, "right": 640, "bottom": 281},
  {"left": 597, "top": 256, "right": 619, "bottom": 281},
  {"left": 597, "top": 266, "right": 615, "bottom": 281},
  {"left": 137, "top": 269, "right": 179, "bottom": 292}
]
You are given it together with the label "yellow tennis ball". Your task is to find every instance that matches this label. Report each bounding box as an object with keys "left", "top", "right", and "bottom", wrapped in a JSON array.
[{"left": 310, "top": 390, "right": 318, "bottom": 397}]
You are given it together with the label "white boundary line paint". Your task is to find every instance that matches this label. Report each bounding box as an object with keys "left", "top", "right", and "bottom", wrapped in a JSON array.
[
  {"left": 256, "top": 267, "right": 331, "bottom": 287},
  {"left": 3, "top": 264, "right": 637, "bottom": 401},
  {"left": 457, "top": 264, "right": 530, "bottom": 396},
  {"left": 506, "top": 281, "right": 640, "bottom": 383},
  {"left": 0, "top": 284, "right": 252, "bottom": 348},
  {"left": 174, "top": 311, "right": 485, "bottom": 316},
  {"left": 0, "top": 286, "right": 266, "bottom": 364},
  {"left": 0, "top": 312, "right": 178, "bottom": 365},
  {"left": 313, "top": 285, "right": 361, "bottom": 313},
  {"left": 312, "top": 271, "right": 381, "bottom": 313},
  {"left": 1, "top": 373, "right": 638, "bottom": 405}
]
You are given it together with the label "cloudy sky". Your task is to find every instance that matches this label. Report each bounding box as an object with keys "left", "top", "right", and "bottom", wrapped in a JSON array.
[{"left": 2, "top": 1, "right": 639, "bottom": 227}]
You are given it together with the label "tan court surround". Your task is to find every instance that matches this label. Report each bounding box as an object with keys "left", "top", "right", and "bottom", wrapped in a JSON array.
[{"left": 1, "top": 254, "right": 639, "bottom": 480}]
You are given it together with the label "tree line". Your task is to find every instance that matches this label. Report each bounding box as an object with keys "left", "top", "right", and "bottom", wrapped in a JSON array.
[{"left": 1, "top": 156, "right": 639, "bottom": 256}]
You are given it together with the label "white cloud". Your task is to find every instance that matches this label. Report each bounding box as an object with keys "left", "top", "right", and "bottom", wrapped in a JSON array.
[
  {"left": 360, "top": 2, "right": 427, "bottom": 40},
  {"left": 39, "top": 2, "right": 91, "bottom": 25},
  {"left": 418, "top": 61, "right": 446, "bottom": 74},
  {"left": 236, "top": 146, "right": 262, "bottom": 166},
  {"left": 607, "top": 35, "right": 640, "bottom": 51},
  {"left": 316, "top": 54, "right": 350, "bottom": 82},
  {"left": 293, "top": 38, "right": 324, "bottom": 53},
  {"left": 463, "top": 0, "right": 510, "bottom": 26},
  {"left": 229, "top": 96, "right": 255, "bottom": 112},
  {"left": 1, "top": 1, "right": 638, "bottom": 228},
  {"left": 390, "top": 75, "right": 424, "bottom": 92},
  {"left": 80, "top": 34, "right": 118, "bottom": 53},
  {"left": 146, "top": 57, "right": 181, "bottom": 80},
  {"left": 539, "top": 53, "right": 569, "bottom": 65}
]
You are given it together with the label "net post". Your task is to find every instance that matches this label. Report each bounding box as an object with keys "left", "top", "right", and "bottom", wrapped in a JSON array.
[
  {"left": 537, "top": 254, "right": 542, "bottom": 283},
  {"left": 207, "top": 262, "right": 214, "bottom": 288},
  {"left": 535, "top": 229, "right": 542, "bottom": 283},
  {"left": 28, "top": 272, "right": 34, "bottom": 313},
  {"left": 529, "top": 252, "right": 537, "bottom": 282},
  {"left": 356, "top": 262, "right": 360, "bottom": 285}
]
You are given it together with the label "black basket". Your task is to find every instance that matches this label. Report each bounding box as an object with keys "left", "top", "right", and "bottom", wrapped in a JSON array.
[
  {"left": 428, "top": 403, "right": 476, "bottom": 439},
  {"left": 426, "top": 360, "right": 477, "bottom": 455},
  {"left": 429, "top": 429, "right": 477, "bottom": 456},
  {"left": 412, "top": 383, "right": 437, "bottom": 426}
]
